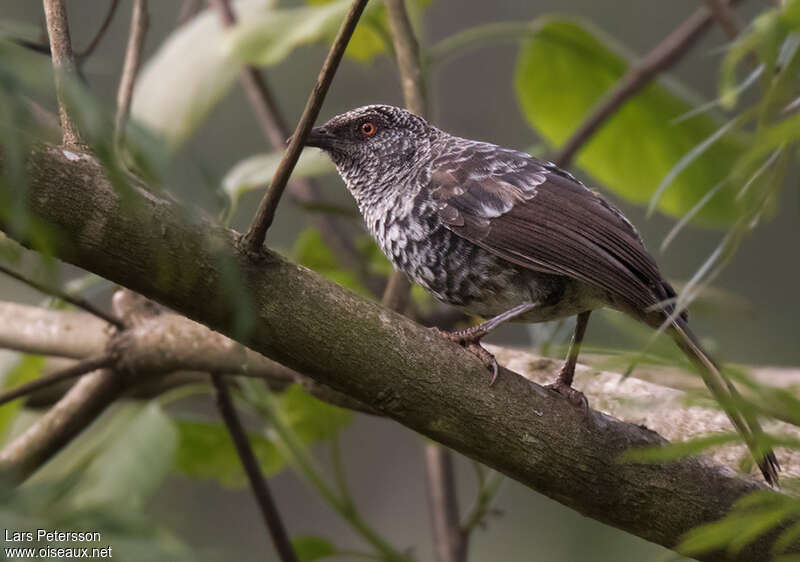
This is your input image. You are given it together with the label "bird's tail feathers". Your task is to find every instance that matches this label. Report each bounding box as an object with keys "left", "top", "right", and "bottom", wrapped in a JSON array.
[{"left": 669, "top": 319, "right": 780, "bottom": 486}]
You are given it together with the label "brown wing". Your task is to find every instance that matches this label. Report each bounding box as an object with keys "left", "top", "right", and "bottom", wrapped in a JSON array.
[{"left": 429, "top": 140, "right": 681, "bottom": 317}]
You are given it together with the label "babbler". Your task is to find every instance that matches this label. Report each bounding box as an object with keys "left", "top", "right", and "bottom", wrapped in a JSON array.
[{"left": 304, "top": 104, "right": 779, "bottom": 485}]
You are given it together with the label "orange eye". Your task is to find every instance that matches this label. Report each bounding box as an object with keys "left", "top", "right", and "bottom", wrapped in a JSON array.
[{"left": 360, "top": 122, "right": 376, "bottom": 136}]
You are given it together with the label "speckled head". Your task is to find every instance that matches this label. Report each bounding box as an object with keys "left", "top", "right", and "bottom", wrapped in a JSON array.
[{"left": 304, "top": 105, "right": 440, "bottom": 193}]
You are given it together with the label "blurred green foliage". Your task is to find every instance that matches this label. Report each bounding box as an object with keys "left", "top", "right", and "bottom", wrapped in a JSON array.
[{"left": 515, "top": 17, "right": 747, "bottom": 226}]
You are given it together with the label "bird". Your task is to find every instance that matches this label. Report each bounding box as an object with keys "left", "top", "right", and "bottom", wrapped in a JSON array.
[{"left": 303, "top": 103, "right": 779, "bottom": 485}]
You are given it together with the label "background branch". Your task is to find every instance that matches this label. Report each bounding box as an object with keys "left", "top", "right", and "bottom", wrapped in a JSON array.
[
  {"left": 0, "top": 263, "right": 123, "bottom": 329},
  {"left": 0, "top": 354, "right": 115, "bottom": 407},
  {"left": 115, "top": 0, "right": 149, "bottom": 147},
  {"left": 6, "top": 144, "right": 798, "bottom": 559},
  {"left": 211, "top": 374, "right": 299, "bottom": 562},
  {"left": 42, "top": 0, "right": 83, "bottom": 148},
  {"left": 242, "top": 0, "right": 370, "bottom": 252},
  {"left": 384, "top": 1, "right": 466, "bottom": 558},
  {"left": 75, "top": 0, "right": 121, "bottom": 60}
]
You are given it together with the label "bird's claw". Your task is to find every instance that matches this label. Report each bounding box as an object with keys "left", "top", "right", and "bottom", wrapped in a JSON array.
[
  {"left": 545, "top": 379, "right": 589, "bottom": 411},
  {"left": 430, "top": 327, "right": 499, "bottom": 385}
]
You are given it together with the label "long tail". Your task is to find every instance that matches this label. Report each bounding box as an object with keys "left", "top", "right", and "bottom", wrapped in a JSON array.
[{"left": 670, "top": 319, "right": 780, "bottom": 486}]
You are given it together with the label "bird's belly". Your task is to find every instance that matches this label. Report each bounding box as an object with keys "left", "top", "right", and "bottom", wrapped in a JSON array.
[{"left": 394, "top": 228, "right": 601, "bottom": 323}]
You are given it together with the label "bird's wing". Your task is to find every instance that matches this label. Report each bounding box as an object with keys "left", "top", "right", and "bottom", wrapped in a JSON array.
[{"left": 429, "top": 141, "right": 679, "bottom": 316}]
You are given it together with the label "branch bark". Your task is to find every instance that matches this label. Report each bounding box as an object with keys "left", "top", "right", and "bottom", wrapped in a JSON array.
[
  {"left": 0, "top": 301, "right": 111, "bottom": 358},
  {"left": 3, "top": 144, "right": 797, "bottom": 560}
]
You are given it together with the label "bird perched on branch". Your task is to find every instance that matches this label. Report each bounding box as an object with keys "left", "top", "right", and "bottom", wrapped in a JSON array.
[{"left": 304, "top": 104, "right": 779, "bottom": 485}]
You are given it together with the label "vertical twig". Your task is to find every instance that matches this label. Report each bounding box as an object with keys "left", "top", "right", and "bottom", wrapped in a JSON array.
[
  {"left": 42, "top": 0, "right": 83, "bottom": 148},
  {"left": 380, "top": 0, "right": 427, "bottom": 312},
  {"left": 0, "top": 355, "right": 116, "bottom": 407},
  {"left": 383, "top": 2, "right": 466, "bottom": 560},
  {"left": 425, "top": 446, "right": 466, "bottom": 562},
  {"left": 209, "top": 0, "right": 370, "bottom": 286},
  {"left": 115, "top": 0, "right": 149, "bottom": 148},
  {"left": 241, "top": 0, "right": 370, "bottom": 253},
  {"left": 210, "top": 375, "right": 299, "bottom": 562},
  {"left": 553, "top": 0, "right": 743, "bottom": 167}
]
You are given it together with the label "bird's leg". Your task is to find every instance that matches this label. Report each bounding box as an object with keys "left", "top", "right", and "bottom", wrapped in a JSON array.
[
  {"left": 546, "top": 310, "right": 591, "bottom": 408},
  {"left": 431, "top": 302, "right": 537, "bottom": 385}
]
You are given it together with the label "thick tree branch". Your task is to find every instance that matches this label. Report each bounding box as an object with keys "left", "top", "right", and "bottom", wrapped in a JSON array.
[
  {"left": 211, "top": 374, "right": 299, "bottom": 562},
  {"left": 0, "top": 301, "right": 111, "bottom": 358},
  {"left": 242, "top": 0, "right": 370, "bottom": 252},
  {"left": 42, "top": 0, "right": 83, "bottom": 148},
  {"left": 554, "top": 0, "right": 741, "bottom": 167},
  {"left": 4, "top": 145, "right": 799, "bottom": 559}
]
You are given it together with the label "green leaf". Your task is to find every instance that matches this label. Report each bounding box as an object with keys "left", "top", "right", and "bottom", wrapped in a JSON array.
[
  {"left": 293, "top": 228, "right": 371, "bottom": 296},
  {"left": 0, "top": 355, "right": 45, "bottom": 443},
  {"left": 678, "top": 495, "right": 800, "bottom": 557},
  {"left": 515, "top": 18, "right": 746, "bottom": 226},
  {"left": 619, "top": 433, "right": 741, "bottom": 464},
  {"left": 174, "top": 420, "right": 285, "bottom": 487},
  {"left": 291, "top": 535, "right": 337, "bottom": 561},
  {"left": 223, "top": 148, "right": 335, "bottom": 221},
  {"left": 0, "top": 20, "right": 43, "bottom": 44},
  {"left": 131, "top": 0, "right": 276, "bottom": 149},
  {"left": 227, "top": 0, "right": 377, "bottom": 66},
  {"left": 307, "top": 0, "right": 387, "bottom": 62},
  {"left": 279, "top": 385, "right": 352, "bottom": 445},
  {"left": 67, "top": 403, "right": 178, "bottom": 510}
]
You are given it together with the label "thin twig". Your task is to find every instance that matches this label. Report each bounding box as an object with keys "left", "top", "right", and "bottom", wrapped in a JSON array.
[
  {"left": 425, "top": 445, "right": 466, "bottom": 562},
  {"left": 210, "top": 374, "right": 299, "bottom": 562},
  {"left": 75, "top": 0, "right": 121, "bottom": 60},
  {"left": 385, "top": 0, "right": 427, "bottom": 116},
  {"left": 209, "top": 0, "right": 370, "bottom": 286},
  {"left": 553, "top": 0, "right": 743, "bottom": 167},
  {"left": 703, "top": 0, "right": 741, "bottom": 39},
  {"left": 241, "top": 0, "right": 370, "bottom": 253},
  {"left": 42, "top": 0, "right": 84, "bottom": 148},
  {"left": 0, "top": 367, "right": 125, "bottom": 484},
  {"left": 115, "top": 0, "right": 149, "bottom": 148},
  {"left": 0, "top": 354, "right": 115, "bottom": 407},
  {"left": 0, "top": 263, "right": 124, "bottom": 329}
]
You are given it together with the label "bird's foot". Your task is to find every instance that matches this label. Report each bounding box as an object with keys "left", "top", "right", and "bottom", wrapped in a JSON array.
[
  {"left": 545, "top": 378, "right": 588, "bottom": 411},
  {"left": 431, "top": 327, "right": 499, "bottom": 385}
]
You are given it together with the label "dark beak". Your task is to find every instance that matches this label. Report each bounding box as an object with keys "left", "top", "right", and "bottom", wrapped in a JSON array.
[{"left": 301, "top": 126, "right": 337, "bottom": 150}]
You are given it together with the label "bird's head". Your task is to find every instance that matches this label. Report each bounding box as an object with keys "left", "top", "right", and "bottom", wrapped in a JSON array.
[{"left": 304, "top": 105, "right": 439, "bottom": 192}]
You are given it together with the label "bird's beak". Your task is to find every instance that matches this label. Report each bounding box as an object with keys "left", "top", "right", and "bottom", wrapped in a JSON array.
[{"left": 302, "top": 126, "right": 337, "bottom": 150}]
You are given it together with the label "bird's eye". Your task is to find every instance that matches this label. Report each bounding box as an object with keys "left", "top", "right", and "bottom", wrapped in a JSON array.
[{"left": 360, "top": 122, "right": 376, "bottom": 136}]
